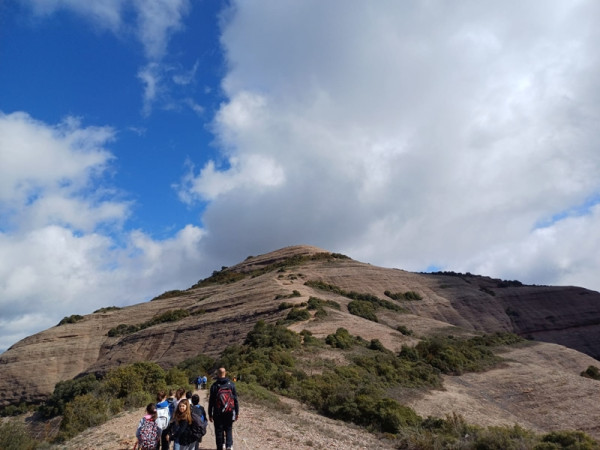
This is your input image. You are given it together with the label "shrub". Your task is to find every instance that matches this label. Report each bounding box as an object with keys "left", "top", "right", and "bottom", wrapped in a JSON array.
[
  {"left": 307, "top": 296, "right": 340, "bottom": 310},
  {"left": 39, "top": 374, "right": 99, "bottom": 418},
  {"left": 284, "top": 308, "right": 311, "bottom": 323},
  {"left": 177, "top": 354, "right": 216, "bottom": 382},
  {"left": 107, "top": 309, "right": 190, "bottom": 337},
  {"left": 472, "top": 424, "right": 538, "bottom": 449},
  {"left": 397, "top": 325, "right": 414, "bottom": 336},
  {"left": 193, "top": 268, "right": 246, "bottom": 287},
  {"left": 0, "top": 419, "right": 37, "bottom": 450},
  {"left": 325, "top": 328, "right": 361, "bottom": 349},
  {"left": 107, "top": 323, "right": 140, "bottom": 337},
  {"left": 102, "top": 362, "right": 166, "bottom": 398},
  {"left": 152, "top": 290, "right": 185, "bottom": 301},
  {"left": 93, "top": 306, "right": 121, "bottom": 313},
  {"left": 581, "top": 365, "right": 600, "bottom": 381},
  {"left": 537, "top": 430, "right": 598, "bottom": 449},
  {"left": 244, "top": 320, "right": 301, "bottom": 349},
  {"left": 348, "top": 300, "right": 378, "bottom": 322},
  {"left": 384, "top": 290, "right": 423, "bottom": 301},
  {"left": 57, "top": 394, "right": 112, "bottom": 441},
  {"left": 57, "top": 315, "right": 84, "bottom": 326},
  {"left": 165, "top": 367, "right": 191, "bottom": 387}
]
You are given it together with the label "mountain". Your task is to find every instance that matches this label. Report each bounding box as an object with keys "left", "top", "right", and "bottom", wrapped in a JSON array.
[{"left": 2, "top": 245, "right": 600, "bottom": 438}]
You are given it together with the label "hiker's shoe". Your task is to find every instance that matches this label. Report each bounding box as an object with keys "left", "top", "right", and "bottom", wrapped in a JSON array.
[{"left": 226, "top": 447, "right": 233, "bottom": 450}]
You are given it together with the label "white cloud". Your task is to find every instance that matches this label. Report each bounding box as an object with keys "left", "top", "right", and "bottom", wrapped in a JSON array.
[
  {"left": 179, "top": 0, "right": 600, "bottom": 291},
  {"left": 0, "top": 113, "right": 208, "bottom": 352}
]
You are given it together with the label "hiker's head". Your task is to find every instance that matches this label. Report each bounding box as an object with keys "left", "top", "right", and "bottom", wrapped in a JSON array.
[
  {"left": 146, "top": 402, "right": 157, "bottom": 420},
  {"left": 191, "top": 394, "right": 200, "bottom": 405},
  {"left": 176, "top": 387, "right": 186, "bottom": 399},
  {"left": 186, "top": 391, "right": 192, "bottom": 399},
  {"left": 175, "top": 399, "right": 192, "bottom": 423},
  {"left": 217, "top": 367, "right": 227, "bottom": 378},
  {"left": 156, "top": 390, "right": 166, "bottom": 402}
]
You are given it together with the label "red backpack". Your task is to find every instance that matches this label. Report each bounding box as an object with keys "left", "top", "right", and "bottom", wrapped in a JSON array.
[{"left": 216, "top": 382, "right": 235, "bottom": 414}]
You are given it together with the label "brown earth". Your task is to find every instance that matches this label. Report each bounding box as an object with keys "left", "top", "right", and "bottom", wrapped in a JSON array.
[
  {"left": 3, "top": 245, "right": 600, "bottom": 445},
  {"left": 43, "top": 388, "right": 394, "bottom": 450}
]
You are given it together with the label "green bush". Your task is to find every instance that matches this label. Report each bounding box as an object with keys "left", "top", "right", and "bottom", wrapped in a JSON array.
[
  {"left": 177, "top": 354, "right": 216, "bottom": 382},
  {"left": 472, "top": 424, "right": 538, "bottom": 449},
  {"left": 39, "top": 374, "right": 99, "bottom": 418},
  {"left": 57, "top": 394, "right": 112, "bottom": 441},
  {"left": 93, "top": 306, "right": 121, "bottom": 313},
  {"left": 152, "top": 290, "right": 185, "bottom": 300},
  {"left": 400, "top": 334, "right": 519, "bottom": 375},
  {"left": 348, "top": 300, "right": 378, "bottom": 322},
  {"left": 244, "top": 320, "right": 301, "bottom": 349},
  {"left": 165, "top": 367, "right": 191, "bottom": 387},
  {"left": 285, "top": 307, "right": 311, "bottom": 323},
  {"left": 325, "top": 328, "right": 363, "bottom": 349},
  {"left": 307, "top": 296, "right": 340, "bottom": 310},
  {"left": 536, "top": 430, "right": 599, "bottom": 449},
  {"left": 102, "top": 362, "right": 166, "bottom": 398},
  {"left": 397, "top": 325, "right": 414, "bottom": 336},
  {"left": 57, "top": 315, "right": 84, "bottom": 326},
  {"left": 0, "top": 419, "right": 38, "bottom": 450},
  {"left": 107, "top": 309, "right": 190, "bottom": 337},
  {"left": 384, "top": 290, "right": 423, "bottom": 301},
  {"left": 581, "top": 365, "right": 600, "bottom": 381}
]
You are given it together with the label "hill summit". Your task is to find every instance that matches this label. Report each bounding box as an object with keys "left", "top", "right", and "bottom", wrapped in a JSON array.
[{"left": 2, "top": 245, "right": 600, "bottom": 438}]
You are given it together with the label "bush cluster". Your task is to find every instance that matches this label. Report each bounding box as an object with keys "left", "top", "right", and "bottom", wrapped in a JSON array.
[
  {"left": 108, "top": 309, "right": 191, "bottom": 337},
  {"left": 57, "top": 315, "right": 84, "bottom": 326},
  {"left": 581, "top": 365, "right": 600, "bottom": 381},
  {"left": 399, "top": 333, "right": 523, "bottom": 375},
  {"left": 151, "top": 289, "right": 186, "bottom": 301},
  {"left": 384, "top": 290, "right": 423, "bottom": 301},
  {"left": 305, "top": 280, "right": 405, "bottom": 314},
  {"left": 93, "top": 306, "right": 121, "bottom": 313},
  {"left": 38, "top": 360, "right": 198, "bottom": 443}
]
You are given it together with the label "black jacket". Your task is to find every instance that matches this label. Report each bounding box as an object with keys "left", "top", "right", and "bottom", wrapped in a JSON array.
[
  {"left": 164, "top": 418, "right": 194, "bottom": 445},
  {"left": 208, "top": 377, "right": 239, "bottom": 419}
]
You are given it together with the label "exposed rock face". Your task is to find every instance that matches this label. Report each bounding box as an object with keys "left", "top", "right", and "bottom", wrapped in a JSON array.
[{"left": 2, "top": 245, "right": 600, "bottom": 437}]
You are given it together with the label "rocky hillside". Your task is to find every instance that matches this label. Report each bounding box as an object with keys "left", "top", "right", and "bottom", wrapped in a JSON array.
[{"left": 2, "top": 245, "right": 600, "bottom": 438}]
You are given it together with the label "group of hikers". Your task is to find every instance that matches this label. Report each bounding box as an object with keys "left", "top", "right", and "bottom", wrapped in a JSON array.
[{"left": 134, "top": 367, "right": 239, "bottom": 450}]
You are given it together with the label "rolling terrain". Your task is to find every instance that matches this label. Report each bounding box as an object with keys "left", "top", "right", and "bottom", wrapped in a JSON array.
[{"left": 2, "top": 245, "right": 600, "bottom": 439}]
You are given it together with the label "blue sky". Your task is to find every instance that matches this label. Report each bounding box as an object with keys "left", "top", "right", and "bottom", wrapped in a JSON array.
[{"left": 1, "top": 0, "right": 600, "bottom": 352}]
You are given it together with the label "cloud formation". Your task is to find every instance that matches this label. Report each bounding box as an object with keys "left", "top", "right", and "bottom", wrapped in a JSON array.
[
  {"left": 0, "top": 112, "right": 206, "bottom": 351},
  {"left": 181, "top": 1, "right": 600, "bottom": 289}
]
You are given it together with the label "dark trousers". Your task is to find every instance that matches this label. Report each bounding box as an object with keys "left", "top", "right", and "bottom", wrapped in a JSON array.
[
  {"left": 160, "top": 432, "right": 170, "bottom": 449},
  {"left": 214, "top": 414, "right": 234, "bottom": 449}
]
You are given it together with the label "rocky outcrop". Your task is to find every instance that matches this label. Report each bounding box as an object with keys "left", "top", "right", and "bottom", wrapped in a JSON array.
[{"left": 2, "top": 245, "right": 600, "bottom": 436}]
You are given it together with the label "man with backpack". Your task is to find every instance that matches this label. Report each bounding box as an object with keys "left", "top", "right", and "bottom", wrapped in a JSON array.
[{"left": 208, "top": 367, "right": 239, "bottom": 450}]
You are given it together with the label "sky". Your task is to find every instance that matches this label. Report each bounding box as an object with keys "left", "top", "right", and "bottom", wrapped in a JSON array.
[{"left": 1, "top": 0, "right": 600, "bottom": 353}]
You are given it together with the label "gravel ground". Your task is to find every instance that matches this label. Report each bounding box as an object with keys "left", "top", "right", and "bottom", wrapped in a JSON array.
[{"left": 49, "top": 388, "right": 395, "bottom": 450}]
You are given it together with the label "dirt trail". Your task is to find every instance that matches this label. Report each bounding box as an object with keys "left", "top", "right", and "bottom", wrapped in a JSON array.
[{"left": 50, "top": 387, "right": 393, "bottom": 449}]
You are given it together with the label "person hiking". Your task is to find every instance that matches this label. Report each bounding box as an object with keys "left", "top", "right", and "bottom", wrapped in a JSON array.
[
  {"left": 190, "top": 393, "right": 208, "bottom": 450},
  {"left": 156, "top": 391, "right": 171, "bottom": 450},
  {"left": 208, "top": 367, "right": 239, "bottom": 450},
  {"left": 135, "top": 403, "right": 161, "bottom": 450},
  {"left": 164, "top": 399, "right": 195, "bottom": 450}
]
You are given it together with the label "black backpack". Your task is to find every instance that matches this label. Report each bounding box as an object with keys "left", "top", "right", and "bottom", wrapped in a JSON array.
[{"left": 189, "top": 406, "right": 207, "bottom": 441}]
